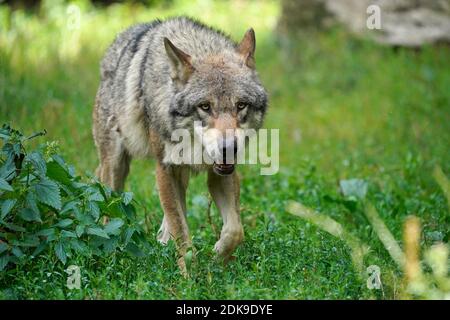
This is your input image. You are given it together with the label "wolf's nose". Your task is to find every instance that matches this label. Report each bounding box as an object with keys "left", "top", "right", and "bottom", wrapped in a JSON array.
[{"left": 222, "top": 137, "right": 237, "bottom": 164}]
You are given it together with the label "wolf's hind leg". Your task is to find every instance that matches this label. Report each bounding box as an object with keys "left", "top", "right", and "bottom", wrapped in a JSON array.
[
  {"left": 110, "top": 149, "right": 131, "bottom": 191},
  {"left": 207, "top": 170, "right": 243, "bottom": 262},
  {"left": 96, "top": 141, "right": 131, "bottom": 192}
]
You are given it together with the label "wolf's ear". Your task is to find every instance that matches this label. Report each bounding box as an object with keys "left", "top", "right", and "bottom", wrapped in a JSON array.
[
  {"left": 164, "top": 37, "right": 194, "bottom": 84},
  {"left": 237, "top": 28, "right": 256, "bottom": 69}
]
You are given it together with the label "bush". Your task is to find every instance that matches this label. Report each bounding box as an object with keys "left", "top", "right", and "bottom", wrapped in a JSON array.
[{"left": 0, "top": 124, "right": 149, "bottom": 271}]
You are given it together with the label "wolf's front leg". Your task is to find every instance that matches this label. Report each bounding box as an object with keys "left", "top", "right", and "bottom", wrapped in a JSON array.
[
  {"left": 207, "top": 170, "right": 244, "bottom": 261},
  {"left": 156, "top": 163, "right": 191, "bottom": 275}
]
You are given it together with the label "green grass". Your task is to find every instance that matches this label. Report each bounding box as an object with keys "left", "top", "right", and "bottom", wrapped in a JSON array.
[{"left": 0, "top": 0, "right": 449, "bottom": 299}]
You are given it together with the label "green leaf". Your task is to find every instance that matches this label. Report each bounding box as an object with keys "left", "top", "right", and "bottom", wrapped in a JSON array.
[
  {"left": 426, "top": 230, "right": 444, "bottom": 242},
  {"left": 36, "top": 228, "right": 55, "bottom": 237},
  {"left": 2, "top": 222, "right": 26, "bottom": 232},
  {"left": 60, "top": 200, "right": 80, "bottom": 215},
  {"left": 122, "top": 192, "right": 133, "bottom": 205},
  {"left": 75, "top": 225, "right": 84, "bottom": 237},
  {"left": 2, "top": 142, "right": 18, "bottom": 160},
  {"left": 339, "top": 179, "right": 368, "bottom": 201},
  {"left": 51, "top": 154, "right": 72, "bottom": 175},
  {"left": 0, "top": 242, "right": 8, "bottom": 254},
  {"left": 125, "top": 242, "right": 145, "bottom": 257},
  {"left": 11, "top": 246, "right": 24, "bottom": 258},
  {"left": 34, "top": 178, "right": 61, "bottom": 210},
  {"left": 86, "top": 187, "right": 105, "bottom": 202},
  {"left": 1, "top": 199, "right": 17, "bottom": 219},
  {"left": 72, "top": 181, "right": 89, "bottom": 190},
  {"left": 124, "top": 227, "right": 135, "bottom": 245},
  {"left": 51, "top": 154, "right": 66, "bottom": 167},
  {"left": 12, "top": 142, "right": 21, "bottom": 156},
  {"left": 54, "top": 241, "right": 66, "bottom": 264},
  {"left": 134, "top": 232, "right": 150, "bottom": 249},
  {"left": 32, "top": 242, "right": 48, "bottom": 257},
  {"left": 123, "top": 203, "right": 136, "bottom": 220},
  {"left": 86, "top": 201, "right": 100, "bottom": 221},
  {"left": 58, "top": 182, "right": 74, "bottom": 199},
  {"left": 16, "top": 235, "right": 40, "bottom": 247},
  {"left": 104, "top": 218, "right": 124, "bottom": 236},
  {"left": 46, "top": 161, "right": 71, "bottom": 185},
  {"left": 0, "top": 125, "right": 11, "bottom": 140},
  {"left": 102, "top": 237, "right": 119, "bottom": 254},
  {"left": 61, "top": 230, "right": 77, "bottom": 238},
  {"left": 74, "top": 210, "right": 94, "bottom": 225},
  {"left": 0, "top": 178, "right": 13, "bottom": 192},
  {"left": 26, "top": 151, "right": 46, "bottom": 176},
  {"left": 0, "top": 156, "right": 15, "bottom": 180},
  {"left": 25, "top": 191, "right": 39, "bottom": 215},
  {"left": 95, "top": 182, "right": 111, "bottom": 201},
  {"left": 19, "top": 208, "right": 41, "bottom": 222},
  {"left": 86, "top": 227, "right": 110, "bottom": 239},
  {"left": 107, "top": 201, "right": 125, "bottom": 217},
  {"left": 56, "top": 219, "right": 73, "bottom": 228},
  {"left": 69, "top": 239, "right": 88, "bottom": 254},
  {"left": 0, "top": 253, "right": 9, "bottom": 271}
]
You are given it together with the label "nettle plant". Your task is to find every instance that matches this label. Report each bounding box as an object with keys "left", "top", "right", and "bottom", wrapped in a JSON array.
[{"left": 0, "top": 124, "right": 149, "bottom": 271}]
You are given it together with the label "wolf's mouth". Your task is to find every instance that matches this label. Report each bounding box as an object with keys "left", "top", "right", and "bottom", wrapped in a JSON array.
[{"left": 213, "top": 163, "right": 235, "bottom": 175}]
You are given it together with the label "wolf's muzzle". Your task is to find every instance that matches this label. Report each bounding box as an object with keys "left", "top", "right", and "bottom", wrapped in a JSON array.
[{"left": 213, "top": 163, "right": 235, "bottom": 175}]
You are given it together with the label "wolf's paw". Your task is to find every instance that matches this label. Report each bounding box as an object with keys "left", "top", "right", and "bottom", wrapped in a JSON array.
[
  {"left": 213, "top": 226, "right": 244, "bottom": 259},
  {"left": 157, "top": 218, "right": 171, "bottom": 245}
]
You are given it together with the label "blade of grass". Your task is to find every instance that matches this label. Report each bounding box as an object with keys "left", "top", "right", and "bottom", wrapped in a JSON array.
[
  {"left": 364, "top": 203, "right": 405, "bottom": 268},
  {"left": 404, "top": 216, "right": 421, "bottom": 283}
]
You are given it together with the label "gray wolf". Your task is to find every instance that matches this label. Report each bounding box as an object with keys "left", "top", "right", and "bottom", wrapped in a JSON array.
[{"left": 92, "top": 17, "right": 268, "bottom": 274}]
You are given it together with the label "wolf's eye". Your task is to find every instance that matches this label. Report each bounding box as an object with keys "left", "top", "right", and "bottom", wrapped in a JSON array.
[
  {"left": 236, "top": 102, "right": 249, "bottom": 111},
  {"left": 198, "top": 103, "right": 211, "bottom": 112}
]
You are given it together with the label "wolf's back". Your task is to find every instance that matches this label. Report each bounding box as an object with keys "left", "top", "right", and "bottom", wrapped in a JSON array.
[
  {"left": 100, "top": 22, "right": 159, "bottom": 80},
  {"left": 100, "top": 17, "right": 235, "bottom": 82}
]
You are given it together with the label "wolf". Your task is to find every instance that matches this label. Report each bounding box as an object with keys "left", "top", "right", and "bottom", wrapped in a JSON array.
[{"left": 92, "top": 17, "right": 268, "bottom": 274}]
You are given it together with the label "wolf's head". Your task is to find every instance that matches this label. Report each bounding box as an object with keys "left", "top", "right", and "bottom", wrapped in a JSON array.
[{"left": 164, "top": 29, "right": 268, "bottom": 175}]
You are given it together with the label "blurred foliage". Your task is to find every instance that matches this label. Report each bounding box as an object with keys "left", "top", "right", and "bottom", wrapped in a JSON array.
[
  {"left": 2, "top": 0, "right": 173, "bottom": 8},
  {"left": 278, "top": 0, "right": 331, "bottom": 34},
  {"left": 288, "top": 200, "right": 450, "bottom": 299}
]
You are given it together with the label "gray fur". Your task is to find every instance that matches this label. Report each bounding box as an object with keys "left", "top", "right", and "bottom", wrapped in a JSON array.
[
  {"left": 93, "top": 16, "right": 268, "bottom": 165},
  {"left": 93, "top": 17, "right": 268, "bottom": 269}
]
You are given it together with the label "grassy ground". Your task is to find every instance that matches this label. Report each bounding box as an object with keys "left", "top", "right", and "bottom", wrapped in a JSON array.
[{"left": 0, "top": 0, "right": 449, "bottom": 299}]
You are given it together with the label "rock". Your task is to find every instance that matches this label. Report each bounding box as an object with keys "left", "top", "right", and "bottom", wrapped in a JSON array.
[{"left": 325, "top": 0, "right": 450, "bottom": 46}]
